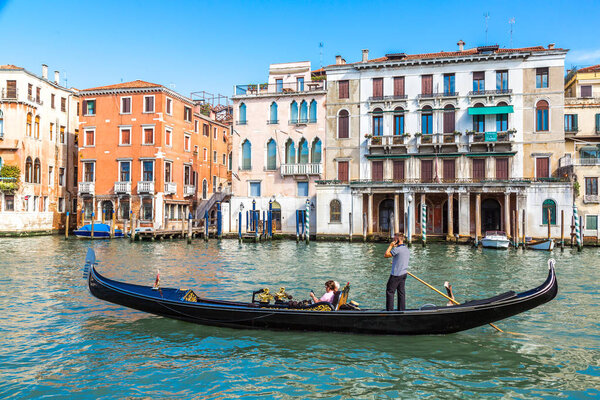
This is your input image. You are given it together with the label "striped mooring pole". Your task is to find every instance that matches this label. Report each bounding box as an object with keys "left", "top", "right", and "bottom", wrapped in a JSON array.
[
  {"left": 574, "top": 204, "right": 582, "bottom": 251},
  {"left": 305, "top": 199, "right": 310, "bottom": 244},
  {"left": 421, "top": 203, "right": 427, "bottom": 246}
]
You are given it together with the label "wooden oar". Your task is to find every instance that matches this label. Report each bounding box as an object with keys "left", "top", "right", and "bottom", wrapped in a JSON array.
[{"left": 407, "top": 271, "right": 515, "bottom": 334}]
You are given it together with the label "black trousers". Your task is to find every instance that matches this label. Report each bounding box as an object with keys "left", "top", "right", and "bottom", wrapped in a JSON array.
[{"left": 386, "top": 274, "right": 406, "bottom": 311}]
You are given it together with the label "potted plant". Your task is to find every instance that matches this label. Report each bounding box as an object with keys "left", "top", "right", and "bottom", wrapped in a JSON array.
[
  {"left": 259, "top": 83, "right": 268, "bottom": 91},
  {"left": 453, "top": 130, "right": 462, "bottom": 136},
  {"left": 364, "top": 133, "right": 373, "bottom": 139},
  {"left": 414, "top": 132, "right": 423, "bottom": 137}
]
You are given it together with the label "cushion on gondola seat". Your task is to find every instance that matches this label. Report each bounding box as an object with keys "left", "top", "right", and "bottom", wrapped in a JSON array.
[{"left": 331, "top": 291, "right": 341, "bottom": 308}]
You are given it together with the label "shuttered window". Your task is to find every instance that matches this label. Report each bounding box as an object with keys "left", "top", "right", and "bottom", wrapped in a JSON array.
[
  {"left": 443, "top": 105, "right": 455, "bottom": 133},
  {"left": 143, "top": 128, "right": 154, "bottom": 144},
  {"left": 564, "top": 114, "right": 578, "bottom": 132},
  {"left": 473, "top": 159, "right": 485, "bottom": 180},
  {"left": 581, "top": 85, "right": 592, "bottom": 98},
  {"left": 596, "top": 114, "right": 600, "bottom": 133},
  {"left": 536, "top": 157, "right": 550, "bottom": 178},
  {"left": 372, "top": 78, "right": 383, "bottom": 98},
  {"left": 6, "top": 80, "right": 16, "bottom": 98},
  {"left": 393, "top": 160, "right": 404, "bottom": 181},
  {"left": 443, "top": 159, "right": 455, "bottom": 181},
  {"left": 144, "top": 96, "right": 154, "bottom": 113},
  {"left": 372, "top": 161, "right": 383, "bottom": 181},
  {"left": 338, "top": 80, "right": 349, "bottom": 99},
  {"left": 421, "top": 75, "right": 433, "bottom": 95},
  {"left": 337, "top": 161, "right": 349, "bottom": 182},
  {"left": 496, "top": 158, "right": 509, "bottom": 179},
  {"left": 393, "top": 77, "right": 405, "bottom": 97},
  {"left": 421, "top": 160, "right": 433, "bottom": 182},
  {"left": 338, "top": 110, "right": 349, "bottom": 138}
]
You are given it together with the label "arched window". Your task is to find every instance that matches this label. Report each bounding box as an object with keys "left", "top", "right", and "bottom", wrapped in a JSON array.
[
  {"left": 241, "top": 140, "right": 251, "bottom": 170},
  {"left": 311, "top": 138, "right": 322, "bottom": 163},
  {"left": 330, "top": 199, "right": 341, "bottom": 222},
  {"left": 393, "top": 107, "right": 404, "bottom": 135},
  {"left": 269, "top": 102, "right": 278, "bottom": 124},
  {"left": 290, "top": 101, "right": 298, "bottom": 124},
  {"left": 202, "top": 179, "right": 208, "bottom": 200},
  {"left": 372, "top": 108, "right": 383, "bottom": 136},
  {"left": 473, "top": 103, "right": 485, "bottom": 133},
  {"left": 34, "top": 115, "right": 40, "bottom": 139},
  {"left": 542, "top": 199, "right": 556, "bottom": 225},
  {"left": 338, "top": 109, "right": 349, "bottom": 138},
  {"left": 496, "top": 101, "right": 508, "bottom": 132},
  {"left": 26, "top": 113, "right": 32, "bottom": 137},
  {"left": 239, "top": 103, "right": 247, "bottom": 124},
  {"left": 536, "top": 100, "right": 549, "bottom": 132},
  {"left": 266, "top": 139, "right": 277, "bottom": 170},
  {"left": 298, "top": 138, "right": 309, "bottom": 164},
  {"left": 300, "top": 100, "right": 308, "bottom": 123},
  {"left": 309, "top": 100, "right": 317, "bottom": 123},
  {"left": 25, "top": 156, "right": 33, "bottom": 182},
  {"left": 421, "top": 106, "right": 433, "bottom": 134},
  {"left": 33, "top": 158, "right": 41, "bottom": 183},
  {"left": 285, "top": 139, "right": 296, "bottom": 164},
  {"left": 443, "top": 105, "right": 455, "bottom": 133}
]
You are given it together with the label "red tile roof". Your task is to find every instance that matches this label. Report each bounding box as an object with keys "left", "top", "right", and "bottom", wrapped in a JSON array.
[
  {"left": 0, "top": 64, "right": 23, "bottom": 70},
  {"left": 82, "top": 80, "right": 163, "bottom": 91},
  {"left": 578, "top": 64, "right": 600, "bottom": 73}
]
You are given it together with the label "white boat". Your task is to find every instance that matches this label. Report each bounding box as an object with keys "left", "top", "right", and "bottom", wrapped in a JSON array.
[
  {"left": 481, "top": 231, "right": 511, "bottom": 249},
  {"left": 527, "top": 238, "right": 555, "bottom": 251}
]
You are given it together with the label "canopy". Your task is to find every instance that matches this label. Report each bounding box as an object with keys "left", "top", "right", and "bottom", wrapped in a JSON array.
[
  {"left": 78, "top": 223, "right": 111, "bottom": 232},
  {"left": 468, "top": 106, "right": 514, "bottom": 115}
]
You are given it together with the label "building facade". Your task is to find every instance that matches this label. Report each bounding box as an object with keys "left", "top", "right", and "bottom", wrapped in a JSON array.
[
  {"left": 77, "top": 80, "right": 230, "bottom": 230},
  {"left": 0, "top": 64, "right": 78, "bottom": 234},
  {"left": 229, "top": 62, "right": 326, "bottom": 234},
  {"left": 317, "top": 43, "right": 572, "bottom": 241}
]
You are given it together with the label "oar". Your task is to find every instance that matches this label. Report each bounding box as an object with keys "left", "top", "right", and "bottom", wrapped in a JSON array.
[{"left": 407, "top": 271, "right": 517, "bottom": 335}]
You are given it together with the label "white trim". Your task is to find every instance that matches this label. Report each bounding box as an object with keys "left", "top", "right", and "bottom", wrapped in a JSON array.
[
  {"left": 83, "top": 98, "right": 96, "bottom": 116},
  {"left": 119, "top": 126, "right": 132, "bottom": 146},
  {"left": 118, "top": 160, "right": 132, "bottom": 182},
  {"left": 83, "top": 127, "right": 95, "bottom": 147},
  {"left": 140, "top": 159, "right": 155, "bottom": 181},
  {"left": 248, "top": 180, "right": 262, "bottom": 197},
  {"left": 184, "top": 134, "right": 191, "bottom": 152},
  {"left": 143, "top": 95, "right": 155, "bottom": 113},
  {"left": 120, "top": 96, "right": 132, "bottom": 114},
  {"left": 337, "top": 108, "right": 351, "bottom": 139},
  {"left": 203, "top": 147, "right": 208, "bottom": 161},
  {"left": 142, "top": 126, "right": 155, "bottom": 145},
  {"left": 165, "top": 97, "right": 173, "bottom": 115},
  {"left": 165, "top": 127, "right": 173, "bottom": 147},
  {"left": 164, "top": 160, "right": 173, "bottom": 183}
]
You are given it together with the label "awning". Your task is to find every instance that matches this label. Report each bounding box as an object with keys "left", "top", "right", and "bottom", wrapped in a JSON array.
[{"left": 468, "top": 105, "right": 514, "bottom": 115}]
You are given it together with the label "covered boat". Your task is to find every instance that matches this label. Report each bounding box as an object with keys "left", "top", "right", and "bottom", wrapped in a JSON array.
[
  {"left": 481, "top": 231, "right": 510, "bottom": 249},
  {"left": 74, "top": 223, "right": 124, "bottom": 238},
  {"left": 83, "top": 249, "right": 558, "bottom": 335}
]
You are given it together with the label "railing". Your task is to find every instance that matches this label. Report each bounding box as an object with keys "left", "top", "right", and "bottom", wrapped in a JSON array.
[
  {"left": 468, "top": 89, "right": 513, "bottom": 96},
  {"left": 470, "top": 131, "right": 514, "bottom": 143},
  {"left": 584, "top": 195, "right": 599, "bottom": 204},
  {"left": 369, "top": 135, "right": 409, "bottom": 146},
  {"left": 114, "top": 181, "right": 131, "bottom": 194},
  {"left": 196, "top": 186, "right": 231, "bottom": 219},
  {"left": 417, "top": 92, "right": 459, "bottom": 99},
  {"left": 1, "top": 88, "right": 18, "bottom": 99},
  {"left": 315, "top": 179, "right": 346, "bottom": 185},
  {"left": 78, "top": 182, "right": 95, "bottom": 195},
  {"left": 368, "top": 94, "right": 408, "bottom": 101},
  {"left": 184, "top": 185, "right": 196, "bottom": 196},
  {"left": 164, "top": 182, "right": 177, "bottom": 194},
  {"left": 266, "top": 119, "right": 279, "bottom": 125},
  {"left": 348, "top": 178, "right": 553, "bottom": 186},
  {"left": 562, "top": 158, "right": 600, "bottom": 166},
  {"left": 234, "top": 80, "right": 326, "bottom": 96},
  {"left": 280, "top": 163, "right": 322, "bottom": 175},
  {"left": 289, "top": 118, "right": 317, "bottom": 125},
  {"left": 236, "top": 120, "right": 247, "bottom": 125},
  {"left": 137, "top": 181, "right": 154, "bottom": 194},
  {"left": 26, "top": 95, "right": 43, "bottom": 105},
  {"left": 565, "top": 128, "right": 579, "bottom": 134}
]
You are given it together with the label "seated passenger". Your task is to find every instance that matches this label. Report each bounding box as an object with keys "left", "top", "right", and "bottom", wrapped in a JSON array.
[{"left": 310, "top": 280, "right": 336, "bottom": 304}]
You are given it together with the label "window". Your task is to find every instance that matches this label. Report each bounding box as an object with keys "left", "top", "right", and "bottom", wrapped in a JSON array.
[
  {"left": 6, "top": 80, "right": 16, "bottom": 98},
  {"left": 337, "top": 161, "right": 349, "bottom": 182},
  {"left": 536, "top": 68, "right": 549, "bottom": 88},
  {"left": 496, "top": 158, "right": 509, "bottom": 179},
  {"left": 372, "top": 78, "right": 383, "bottom": 99},
  {"left": 165, "top": 127, "right": 172, "bottom": 147},
  {"left": 276, "top": 79, "right": 283, "bottom": 93},
  {"left": 242, "top": 140, "right": 251, "bottom": 170},
  {"left": 473, "top": 104, "right": 485, "bottom": 132},
  {"left": 421, "top": 160, "right": 433, "bottom": 182},
  {"left": 338, "top": 80, "right": 349, "bottom": 99},
  {"left": 166, "top": 97, "right": 173, "bottom": 115},
  {"left": 184, "top": 134, "right": 191, "bottom": 151},
  {"left": 203, "top": 147, "right": 207, "bottom": 161},
  {"left": 202, "top": 179, "right": 208, "bottom": 199},
  {"left": 311, "top": 138, "right": 322, "bottom": 163},
  {"left": 297, "top": 181, "right": 309, "bottom": 196},
  {"left": 372, "top": 160, "right": 383, "bottom": 181},
  {"left": 121, "top": 97, "right": 131, "bottom": 114},
  {"left": 330, "top": 200, "right": 341, "bottom": 222},
  {"left": 120, "top": 200, "right": 130, "bottom": 220},
  {"left": 421, "top": 106, "right": 433, "bottom": 134},
  {"left": 84, "top": 129, "right": 95, "bottom": 146},
  {"left": 564, "top": 114, "right": 578, "bottom": 132},
  {"left": 393, "top": 76, "right": 405, "bottom": 97},
  {"left": 83, "top": 162, "right": 94, "bottom": 182},
  {"left": 338, "top": 110, "right": 349, "bottom": 138},
  {"left": 297, "top": 77, "right": 304, "bottom": 91},
  {"left": 580, "top": 85, "right": 592, "bottom": 98},
  {"left": 59, "top": 167, "right": 65, "bottom": 186},
  {"left": 249, "top": 181, "right": 261, "bottom": 196},
  {"left": 184, "top": 165, "right": 192, "bottom": 185},
  {"left": 542, "top": 199, "right": 556, "bottom": 225},
  {"left": 443, "top": 74, "right": 455, "bottom": 94},
  {"left": 26, "top": 113, "right": 32, "bottom": 136},
  {"left": 266, "top": 139, "right": 277, "bottom": 170},
  {"left": 143, "top": 95, "right": 155, "bottom": 113},
  {"left": 372, "top": 109, "right": 383, "bottom": 136},
  {"left": 184, "top": 106, "right": 192, "bottom": 122},
  {"left": 222, "top": 154, "right": 226, "bottom": 165},
  {"left": 472, "top": 159, "right": 485, "bottom": 181},
  {"left": 585, "top": 177, "right": 598, "bottom": 195},
  {"left": 213, "top": 127, "right": 218, "bottom": 140},
  {"left": 51, "top": 94, "right": 55, "bottom": 109},
  {"left": 212, "top": 176, "right": 217, "bottom": 193},
  {"left": 142, "top": 161, "right": 154, "bottom": 181},
  {"left": 60, "top": 126, "right": 65, "bottom": 144},
  {"left": 290, "top": 101, "right": 298, "bottom": 124},
  {"left": 300, "top": 100, "right": 308, "bottom": 123},
  {"left": 4, "top": 195, "right": 14, "bottom": 211},
  {"left": 119, "top": 127, "right": 131, "bottom": 145},
  {"left": 61, "top": 97, "right": 66, "bottom": 112},
  {"left": 119, "top": 161, "right": 131, "bottom": 182},
  {"left": 443, "top": 159, "right": 455, "bottom": 182},
  {"left": 238, "top": 103, "right": 247, "bottom": 124},
  {"left": 213, "top": 150, "right": 217, "bottom": 163},
  {"left": 309, "top": 100, "right": 317, "bottom": 123},
  {"left": 142, "top": 198, "right": 153, "bottom": 221},
  {"left": 536, "top": 100, "right": 549, "bottom": 131},
  {"left": 496, "top": 70, "right": 508, "bottom": 91},
  {"left": 393, "top": 108, "right": 404, "bottom": 135},
  {"left": 164, "top": 161, "right": 172, "bottom": 183},
  {"left": 203, "top": 124, "right": 209, "bottom": 137},
  {"left": 194, "top": 120, "right": 199, "bottom": 133},
  {"left": 28, "top": 83, "right": 32, "bottom": 98},
  {"left": 36, "top": 87, "right": 40, "bottom": 103},
  {"left": 228, "top": 152, "right": 232, "bottom": 171},
  {"left": 393, "top": 160, "right": 404, "bottom": 181},
  {"left": 298, "top": 138, "right": 309, "bottom": 164},
  {"left": 536, "top": 157, "right": 550, "bottom": 179},
  {"left": 48, "top": 166, "right": 53, "bottom": 186},
  {"left": 24, "top": 157, "right": 32, "bottom": 182},
  {"left": 0, "top": 110, "right": 3, "bottom": 137},
  {"left": 143, "top": 127, "right": 154, "bottom": 144},
  {"left": 83, "top": 99, "right": 95, "bottom": 115},
  {"left": 443, "top": 105, "right": 455, "bottom": 133},
  {"left": 420, "top": 74, "right": 433, "bottom": 95},
  {"left": 285, "top": 139, "right": 296, "bottom": 164},
  {"left": 49, "top": 123, "right": 54, "bottom": 141},
  {"left": 34, "top": 115, "right": 40, "bottom": 139},
  {"left": 497, "top": 101, "right": 508, "bottom": 131},
  {"left": 586, "top": 215, "right": 598, "bottom": 231},
  {"left": 269, "top": 102, "right": 278, "bottom": 124},
  {"left": 596, "top": 114, "right": 600, "bottom": 133},
  {"left": 33, "top": 158, "right": 41, "bottom": 183},
  {"left": 473, "top": 71, "right": 485, "bottom": 92}
]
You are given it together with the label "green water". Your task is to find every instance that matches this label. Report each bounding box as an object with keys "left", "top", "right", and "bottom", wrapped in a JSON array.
[{"left": 0, "top": 237, "right": 598, "bottom": 399}]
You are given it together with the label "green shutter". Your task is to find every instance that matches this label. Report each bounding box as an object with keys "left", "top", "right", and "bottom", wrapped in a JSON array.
[
  {"left": 468, "top": 106, "right": 514, "bottom": 115},
  {"left": 596, "top": 114, "right": 600, "bottom": 133},
  {"left": 574, "top": 114, "right": 578, "bottom": 130}
]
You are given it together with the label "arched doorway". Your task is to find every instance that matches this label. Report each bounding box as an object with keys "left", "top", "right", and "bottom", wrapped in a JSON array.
[
  {"left": 482, "top": 198, "right": 501, "bottom": 232},
  {"left": 379, "top": 199, "right": 394, "bottom": 233},
  {"left": 271, "top": 201, "right": 282, "bottom": 231},
  {"left": 442, "top": 198, "right": 459, "bottom": 235},
  {"left": 101, "top": 200, "right": 114, "bottom": 221}
]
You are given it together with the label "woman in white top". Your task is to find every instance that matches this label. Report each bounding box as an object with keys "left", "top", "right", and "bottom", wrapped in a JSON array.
[{"left": 310, "top": 280, "right": 336, "bottom": 303}]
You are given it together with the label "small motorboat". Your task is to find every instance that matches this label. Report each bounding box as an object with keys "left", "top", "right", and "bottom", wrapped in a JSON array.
[
  {"left": 481, "top": 231, "right": 511, "bottom": 249},
  {"left": 74, "top": 223, "right": 124, "bottom": 238},
  {"left": 527, "top": 238, "right": 554, "bottom": 251},
  {"left": 82, "top": 249, "right": 558, "bottom": 335}
]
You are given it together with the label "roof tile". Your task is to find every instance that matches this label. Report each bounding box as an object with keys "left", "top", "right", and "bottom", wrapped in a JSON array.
[{"left": 82, "top": 80, "right": 163, "bottom": 91}]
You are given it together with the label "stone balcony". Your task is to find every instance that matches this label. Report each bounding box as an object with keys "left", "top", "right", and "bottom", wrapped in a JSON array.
[
  {"left": 280, "top": 163, "right": 322, "bottom": 176},
  {"left": 164, "top": 182, "right": 177, "bottom": 195},
  {"left": 184, "top": 185, "right": 196, "bottom": 197},
  {"left": 368, "top": 135, "right": 410, "bottom": 155},
  {"left": 78, "top": 182, "right": 95, "bottom": 196},
  {"left": 137, "top": 181, "right": 154, "bottom": 194},
  {"left": 468, "top": 131, "right": 515, "bottom": 153},
  {"left": 114, "top": 181, "right": 131, "bottom": 194}
]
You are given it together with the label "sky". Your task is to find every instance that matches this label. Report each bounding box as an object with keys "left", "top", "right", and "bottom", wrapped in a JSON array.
[{"left": 1, "top": 0, "right": 599, "bottom": 104}]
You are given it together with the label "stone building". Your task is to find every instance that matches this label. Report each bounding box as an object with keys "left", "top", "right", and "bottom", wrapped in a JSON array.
[
  {"left": 0, "top": 64, "right": 78, "bottom": 234},
  {"left": 316, "top": 43, "right": 572, "bottom": 241}
]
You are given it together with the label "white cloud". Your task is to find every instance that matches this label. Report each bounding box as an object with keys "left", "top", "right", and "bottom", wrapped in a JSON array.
[{"left": 567, "top": 49, "right": 600, "bottom": 64}]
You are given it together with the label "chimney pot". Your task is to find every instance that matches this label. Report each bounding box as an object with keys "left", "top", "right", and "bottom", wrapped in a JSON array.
[
  {"left": 335, "top": 55, "right": 342, "bottom": 65},
  {"left": 42, "top": 64, "right": 48, "bottom": 80},
  {"left": 54, "top": 71, "right": 60, "bottom": 85},
  {"left": 457, "top": 40, "right": 465, "bottom": 52},
  {"left": 341, "top": 58, "right": 346, "bottom": 65},
  {"left": 548, "top": 43, "right": 555, "bottom": 49},
  {"left": 362, "top": 49, "right": 369, "bottom": 62}
]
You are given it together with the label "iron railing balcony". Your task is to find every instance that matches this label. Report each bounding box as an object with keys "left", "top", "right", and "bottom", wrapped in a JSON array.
[
  {"left": 236, "top": 120, "right": 247, "bottom": 125},
  {"left": 468, "top": 89, "right": 513, "bottom": 96},
  {"left": 184, "top": 184, "right": 196, "bottom": 197},
  {"left": 368, "top": 135, "right": 409, "bottom": 146},
  {"left": 470, "top": 130, "right": 515, "bottom": 144},
  {"left": 114, "top": 181, "right": 131, "bottom": 194},
  {"left": 234, "top": 80, "right": 327, "bottom": 97},
  {"left": 368, "top": 94, "right": 408, "bottom": 102},
  {"left": 78, "top": 182, "right": 95, "bottom": 196},
  {"left": 417, "top": 92, "right": 459, "bottom": 100},
  {"left": 266, "top": 119, "right": 279, "bottom": 125},
  {"left": 137, "top": 181, "right": 154, "bottom": 194},
  {"left": 164, "top": 182, "right": 177, "bottom": 194},
  {"left": 1, "top": 88, "right": 18, "bottom": 99},
  {"left": 280, "top": 163, "right": 322, "bottom": 176}
]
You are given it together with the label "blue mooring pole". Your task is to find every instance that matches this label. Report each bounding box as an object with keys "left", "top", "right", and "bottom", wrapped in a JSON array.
[
  {"left": 262, "top": 211, "right": 266, "bottom": 239},
  {"left": 204, "top": 210, "right": 209, "bottom": 241},
  {"left": 268, "top": 200, "right": 273, "bottom": 240},
  {"left": 295, "top": 210, "right": 299, "bottom": 242},
  {"left": 238, "top": 211, "right": 242, "bottom": 243},
  {"left": 217, "top": 202, "right": 222, "bottom": 239},
  {"left": 246, "top": 210, "right": 249, "bottom": 232}
]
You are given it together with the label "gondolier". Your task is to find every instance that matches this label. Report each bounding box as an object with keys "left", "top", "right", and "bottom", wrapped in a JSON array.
[{"left": 384, "top": 232, "right": 410, "bottom": 311}]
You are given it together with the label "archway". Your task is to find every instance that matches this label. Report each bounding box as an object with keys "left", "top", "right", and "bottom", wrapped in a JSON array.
[
  {"left": 482, "top": 198, "right": 501, "bottom": 232},
  {"left": 379, "top": 199, "right": 394, "bottom": 233},
  {"left": 271, "top": 201, "right": 282, "bottom": 231},
  {"left": 442, "top": 198, "right": 459, "bottom": 235},
  {"left": 101, "top": 200, "right": 114, "bottom": 221}
]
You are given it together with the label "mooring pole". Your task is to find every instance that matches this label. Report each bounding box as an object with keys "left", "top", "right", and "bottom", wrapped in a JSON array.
[
  {"left": 560, "top": 210, "right": 565, "bottom": 251},
  {"left": 238, "top": 211, "right": 242, "bottom": 243},
  {"left": 65, "top": 211, "right": 69, "bottom": 240},
  {"left": 217, "top": 201, "right": 222, "bottom": 239},
  {"left": 547, "top": 208, "right": 551, "bottom": 239},
  {"left": 187, "top": 212, "right": 192, "bottom": 243},
  {"left": 254, "top": 210, "right": 259, "bottom": 242},
  {"left": 522, "top": 210, "right": 526, "bottom": 248},
  {"left": 363, "top": 212, "right": 367, "bottom": 242},
  {"left": 515, "top": 209, "right": 519, "bottom": 248},
  {"left": 91, "top": 212, "right": 95, "bottom": 239},
  {"left": 421, "top": 203, "right": 427, "bottom": 247},
  {"left": 578, "top": 215, "right": 583, "bottom": 251},
  {"left": 512, "top": 210, "right": 516, "bottom": 248},
  {"left": 305, "top": 199, "right": 310, "bottom": 244},
  {"left": 204, "top": 210, "right": 209, "bottom": 242},
  {"left": 130, "top": 211, "right": 135, "bottom": 242},
  {"left": 268, "top": 200, "right": 273, "bottom": 239},
  {"left": 111, "top": 210, "right": 116, "bottom": 239},
  {"left": 295, "top": 210, "right": 299, "bottom": 242},
  {"left": 348, "top": 212, "right": 352, "bottom": 242}
]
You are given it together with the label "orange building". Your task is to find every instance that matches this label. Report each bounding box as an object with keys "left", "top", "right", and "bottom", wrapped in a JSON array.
[{"left": 77, "top": 80, "right": 230, "bottom": 229}]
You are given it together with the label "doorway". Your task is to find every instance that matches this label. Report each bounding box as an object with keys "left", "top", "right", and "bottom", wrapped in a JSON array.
[{"left": 481, "top": 198, "right": 501, "bottom": 232}]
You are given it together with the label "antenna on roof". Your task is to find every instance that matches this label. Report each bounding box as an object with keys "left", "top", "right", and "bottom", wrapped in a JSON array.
[
  {"left": 319, "top": 42, "right": 324, "bottom": 69},
  {"left": 509, "top": 17, "right": 515, "bottom": 47},
  {"left": 484, "top": 12, "right": 490, "bottom": 44}
]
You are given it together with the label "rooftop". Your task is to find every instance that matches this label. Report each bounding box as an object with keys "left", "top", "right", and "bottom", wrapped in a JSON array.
[
  {"left": 81, "top": 80, "right": 163, "bottom": 91},
  {"left": 0, "top": 64, "right": 24, "bottom": 70},
  {"left": 577, "top": 64, "right": 600, "bottom": 73}
]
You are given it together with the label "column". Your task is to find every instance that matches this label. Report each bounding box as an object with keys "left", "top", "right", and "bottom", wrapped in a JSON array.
[
  {"left": 447, "top": 191, "right": 454, "bottom": 240},
  {"left": 394, "top": 193, "right": 400, "bottom": 234},
  {"left": 367, "top": 193, "right": 373, "bottom": 235},
  {"left": 475, "top": 193, "right": 481, "bottom": 241},
  {"left": 420, "top": 193, "right": 426, "bottom": 234},
  {"left": 504, "top": 192, "right": 511, "bottom": 238},
  {"left": 458, "top": 191, "right": 470, "bottom": 238}
]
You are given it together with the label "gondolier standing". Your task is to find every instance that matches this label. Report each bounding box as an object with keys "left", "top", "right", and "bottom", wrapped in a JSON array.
[{"left": 384, "top": 232, "right": 410, "bottom": 311}]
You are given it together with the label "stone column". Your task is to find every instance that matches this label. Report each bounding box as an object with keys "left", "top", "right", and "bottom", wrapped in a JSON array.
[
  {"left": 394, "top": 193, "right": 400, "bottom": 234},
  {"left": 504, "top": 192, "right": 511, "bottom": 237},
  {"left": 367, "top": 193, "right": 373, "bottom": 235},
  {"left": 475, "top": 193, "right": 482, "bottom": 241},
  {"left": 458, "top": 191, "right": 470, "bottom": 238},
  {"left": 447, "top": 191, "right": 454, "bottom": 240}
]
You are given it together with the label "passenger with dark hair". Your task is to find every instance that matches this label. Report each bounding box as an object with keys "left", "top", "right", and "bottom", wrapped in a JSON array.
[{"left": 310, "top": 280, "right": 336, "bottom": 304}]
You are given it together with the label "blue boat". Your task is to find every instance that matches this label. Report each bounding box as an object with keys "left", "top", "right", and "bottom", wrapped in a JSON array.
[{"left": 74, "top": 223, "right": 125, "bottom": 238}]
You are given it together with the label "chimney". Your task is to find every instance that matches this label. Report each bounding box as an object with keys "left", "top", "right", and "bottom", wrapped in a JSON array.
[
  {"left": 42, "top": 64, "right": 48, "bottom": 80},
  {"left": 54, "top": 70, "right": 60, "bottom": 85},
  {"left": 548, "top": 43, "right": 555, "bottom": 49},
  {"left": 362, "top": 49, "right": 369, "bottom": 62},
  {"left": 335, "top": 55, "right": 342, "bottom": 65},
  {"left": 457, "top": 40, "right": 465, "bottom": 52}
]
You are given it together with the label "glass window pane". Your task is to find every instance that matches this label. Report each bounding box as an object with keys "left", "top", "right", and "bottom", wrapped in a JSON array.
[
  {"left": 297, "top": 182, "right": 308, "bottom": 196},
  {"left": 586, "top": 215, "right": 598, "bottom": 230}
]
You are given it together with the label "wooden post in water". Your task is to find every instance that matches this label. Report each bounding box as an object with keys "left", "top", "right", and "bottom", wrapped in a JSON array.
[
  {"left": 560, "top": 210, "right": 565, "bottom": 251},
  {"left": 579, "top": 215, "right": 584, "bottom": 251},
  {"left": 522, "top": 210, "right": 526, "bottom": 248},
  {"left": 65, "top": 212, "right": 69, "bottom": 240},
  {"left": 111, "top": 210, "right": 116, "bottom": 238},
  {"left": 181, "top": 215, "right": 185, "bottom": 238},
  {"left": 91, "top": 213, "right": 95, "bottom": 239},
  {"left": 124, "top": 218, "right": 128, "bottom": 238},
  {"left": 102, "top": 210, "right": 105, "bottom": 224},
  {"left": 205, "top": 210, "right": 209, "bottom": 242},
  {"left": 512, "top": 210, "right": 516, "bottom": 248},
  {"left": 515, "top": 209, "right": 519, "bottom": 249},
  {"left": 547, "top": 208, "right": 551, "bottom": 239},
  {"left": 570, "top": 215, "right": 575, "bottom": 247},
  {"left": 348, "top": 212, "right": 352, "bottom": 242},
  {"left": 187, "top": 213, "right": 192, "bottom": 244},
  {"left": 130, "top": 212, "right": 135, "bottom": 242},
  {"left": 362, "top": 213, "right": 367, "bottom": 242},
  {"left": 238, "top": 211, "right": 242, "bottom": 243}
]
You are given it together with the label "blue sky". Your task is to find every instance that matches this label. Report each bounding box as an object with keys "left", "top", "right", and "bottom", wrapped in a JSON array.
[{"left": 1, "top": 0, "right": 599, "bottom": 104}]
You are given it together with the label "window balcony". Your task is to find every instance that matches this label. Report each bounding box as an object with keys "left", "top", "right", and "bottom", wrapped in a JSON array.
[
  {"left": 266, "top": 119, "right": 279, "bottom": 125},
  {"left": 584, "top": 195, "right": 599, "bottom": 204},
  {"left": 137, "top": 181, "right": 154, "bottom": 194},
  {"left": 417, "top": 92, "right": 459, "bottom": 101},
  {"left": 78, "top": 182, "right": 95, "bottom": 196},
  {"left": 184, "top": 185, "right": 196, "bottom": 197},
  {"left": 470, "top": 130, "right": 514, "bottom": 143},
  {"left": 114, "top": 181, "right": 131, "bottom": 194},
  {"left": 368, "top": 94, "right": 408, "bottom": 103},
  {"left": 368, "top": 135, "right": 409, "bottom": 146},
  {"left": 280, "top": 163, "right": 322, "bottom": 176},
  {"left": 164, "top": 182, "right": 177, "bottom": 194},
  {"left": 234, "top": 80, "right": 327, "bottom": 97},
  {"left": 1, "top": 88, "right": 18, "bottom": 100},
  {"left": 236, "top": 120, "right": 247, "bottom": 125}
]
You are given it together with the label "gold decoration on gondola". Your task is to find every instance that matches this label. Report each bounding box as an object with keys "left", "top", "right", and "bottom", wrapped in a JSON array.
[
  {"left": 257, "top": 288, "right": 274, "bottom": 304},
  {"left": 274, "top": 287, "right": 291, "bottom": 302},
  {"left": 182, "top": 289, "right": 198, "bottom": 302},
  {"left": 311, "top": 303, "right": 334, "bottom": 311}
]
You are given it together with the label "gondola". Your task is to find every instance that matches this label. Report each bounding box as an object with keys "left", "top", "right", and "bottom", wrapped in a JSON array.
[{"left": 83, "top": 249, "right": 558, "bottom": 335}]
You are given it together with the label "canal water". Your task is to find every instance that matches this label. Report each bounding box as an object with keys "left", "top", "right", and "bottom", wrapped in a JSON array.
[{"left": 0, "top": 237, "right": 598, "bottom": 399}]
